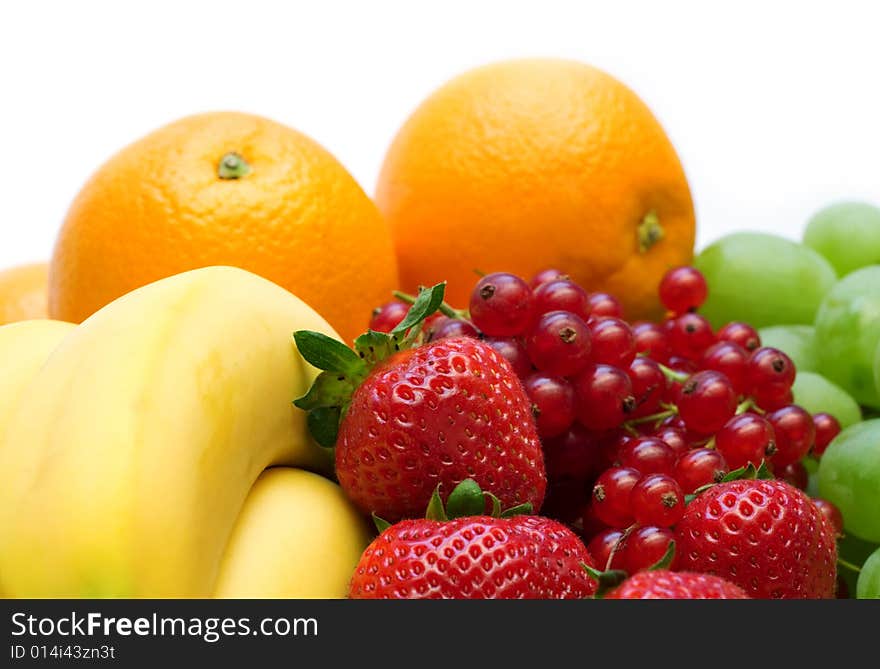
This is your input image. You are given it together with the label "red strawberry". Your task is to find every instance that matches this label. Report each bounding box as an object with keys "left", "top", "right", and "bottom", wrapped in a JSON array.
[
  {"left": 674, "top": 478, "right": 837, "bottom": 599},
  {"left": 349, "top": 480, "right": 594, "bottom": 599},
  {"left": 606, "top": 570, "right": 750, "bottom": 599},
  {"left": 294, "top": 283, "right": 546, "bottom": 521}
]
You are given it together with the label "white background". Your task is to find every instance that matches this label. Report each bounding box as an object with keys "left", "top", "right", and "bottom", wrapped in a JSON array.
[{"left": 2, "top": 0, "right": 879, "bottom": 269}]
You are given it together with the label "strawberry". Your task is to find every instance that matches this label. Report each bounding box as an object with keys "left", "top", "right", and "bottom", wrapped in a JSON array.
[
  {"left": 349, "top": 480, "right": 594, "bottom": 599},
  {"left": 605, "top": 570, "right": 750, "bottom": 599},
  {"left": 294, "top": 283, "right": 546, "bottom": 521},
  {"left": 674, "top": 477, "right": 837, "bottom": 599}
]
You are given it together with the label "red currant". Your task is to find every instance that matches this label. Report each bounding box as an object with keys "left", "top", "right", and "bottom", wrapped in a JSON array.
[
  {"left": 529, "top": 268, "right": 569, "bottom": 290},
  {"left": 652, "top": 425, "right": 689, "bottom": 458},
  {"left": 700, "top": 341, "right": 750, "bottom": 395},
  {"left": 777, "top": 461, "right": 809, "bottom": 491},
  {"left": 587, "top": 528, "right": 627, "bottom": 571},
  {"left": 621, "top": 526, "right": 677, "bottom": 574},
  {"left": 658, "top": 266, "right": 708, "bottom": 315},
  {"left": 767, "top": 404, "right": 815, "bottom": 468},
  {"left": 523, "top": 373, "right": 576, "bottom": 438},
  {"left": 667, "top": 313, "right": 715, "bottom": 360},
  {"left": 469, "top": 272, "right": 534, "bottom": 336},
  {"left": 677, "top": 370, "right": 737, "bottom": 435},
  {"left": 484, "top": 337, "right": 532, "bottom": 377},
  {"left": 747, "top": 347, "right": 796, "bottom": 397},
  {"left": 630, "top": 474, "right": 685, "bottom": 527},
  {"left": 369, "top": 300, "right": 410, "bottom": 332},
  {"left": 812, "top": 498, "right": 844, "bottom": 537},
  {"left": 812, "top": 412, "right": 842, "bottom": 457},
  {"left": 587, "top": 292, "right": 623, "bottom": 320},
  {"left": 590, "top": 317, "right": 636, "bottom": 367},
  {"left": 591, "top": 466, "right": 640, "bottom": 528},
  {"left": 426, "top": 317, "right": 480, "bottom": 341},
  {"left": 715, "top": 413, "right": 776, "bottom": 469},
  {"left": 597, "top": 430, "right": 635, "bottom": 470},
  {"left": 714, "top": 413, "right": 776, "bottom": 469},
  {"left": 532, "top": 279, "right": 591, "bottom": 320},
  {"left": 752, "top": 385, "right": 794, "bottom": 412},
  {"left": 658, "top": 414, "right": 687, "bottom": 431},
  {"left": 674, "top": 448, "right": 729, "bottom": 494},
  {"left": 573, "top": 364, "right": 635, "bottom": 430},
  {"left": 543, "top": 424, "right": 604, "bottom": 481},
  {"left": 667, "top": 355, "right": 698, "bottom": 375},
  {"left": 617, "top": 437, "right": 676, "bottom": 476},
  {"left": 632, "top": 321, "right": 672, "bottom": 363},
  {"left": 627, "top": 357, "right": 667, "bottom": 419},
  {"left": 716, "top": 321, "right": 761, "bottom": 352},
  {"left": 525, "top": 311, "right": 592, "bottom": 377}
]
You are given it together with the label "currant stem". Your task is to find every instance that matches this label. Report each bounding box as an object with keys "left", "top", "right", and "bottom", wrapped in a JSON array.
[
  {"left": 624, "top": 408, "right": 677, "bottom": 428},
  {"left": 622, "top": 423, "right": 641, "bottom": 437},
  {"left": 837, "top": 558, "right": 862, "bottom": 574},
  {"left": 736, "top": 398, "right": 764, "bottom": 415},
  {"left": 605, "top": 524, "right": 636, "bottom": 571},
  {"left": 392, "top": 290, "right": 465, "bottom": 319},
  {"left": 657, "top": 362, "right": 690, "bottom": 384}
]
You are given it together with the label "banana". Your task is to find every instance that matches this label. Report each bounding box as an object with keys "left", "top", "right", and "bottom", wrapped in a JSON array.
[
  {"left": 0, "top": 266, "right": 348, "bottom": 597},
  {"left": 0, "top": 320, "right": 75, "bottom": 427},
  {"left": 214, "top": 468, "right": 371, "bottom": 598}
]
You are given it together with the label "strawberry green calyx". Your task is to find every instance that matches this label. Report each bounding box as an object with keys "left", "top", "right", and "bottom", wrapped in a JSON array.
[
  {"left": 392, "top": 289, "right": 468, "bottom": 320},
  {"left": 684, "top": 461, "right": 774, "bottom": 504},
  {"left": 425, "top": 478, "right": 533, "bottom": 521},
  {"left": 371, "top": 479, "right": 534, "bottom": 533},
  {"left": 293, "top": 283, "right": 447, "bottom": 448}
]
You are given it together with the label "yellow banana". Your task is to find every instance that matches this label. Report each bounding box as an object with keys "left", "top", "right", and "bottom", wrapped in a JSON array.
[
  {"left": 0, "top": 266, "right": 360, "bottom": 598},
  {"left": 214, "top": 468, "right": 370, "bottom": 598},
  {"left": 0, "top": 319, "right": 75, "bottom": 426}
]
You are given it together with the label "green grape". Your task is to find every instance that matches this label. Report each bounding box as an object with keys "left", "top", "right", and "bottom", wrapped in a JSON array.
[
  {"left": 758, "top": 325, "right": 818, "bottom": 372},
  {"left": 791, "top": 371, "right": 862, "bottom": 428},
  {"left": 815, "top": 266, "right": 880, "bottom": 407},
  {"left": 857, "top": 547, "right": 880, "bottom": 598},
  {"left": 818, "top": 419, "right": 880, "bottom": 542},
  {"left": 873, "top": 343, "right": 880, "bottom": 405},
  {"left": 803, "top": 201, "right": 880, "bottom": 277},
  {"left": 838, "top": 533, "right": 878, "bottom": 597},
  {"left": 695, "top": 233, "right": 836, "bottom": 329}
]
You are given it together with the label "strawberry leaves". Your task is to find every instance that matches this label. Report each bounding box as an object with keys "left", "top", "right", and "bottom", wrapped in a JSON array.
[
  {"left": 294, "top": 331, "right": 366, "bottom": 377},
  {"left": 391, "top": 283, "right": 446, "bottom": 336},
  {"left": 293, "top": 283, "right": 447, "bottom": 449},
  {"left": 684, "top": 460, "right": 775, "bottom": 503},
  {"left": 372, "top": 479, "right": 534, "bottom": 532},
  {"left": 445, "top": 478, "right": 486, "bottom": 519}
]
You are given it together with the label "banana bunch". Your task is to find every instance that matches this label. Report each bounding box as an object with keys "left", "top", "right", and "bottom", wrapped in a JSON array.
[{"left": 0, "top": 267, "right": 371, "bottom": 598}]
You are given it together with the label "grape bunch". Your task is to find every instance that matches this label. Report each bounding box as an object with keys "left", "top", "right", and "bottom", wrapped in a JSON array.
[{"left": 369, "top": 266, "right": 846, "bottom": 579}]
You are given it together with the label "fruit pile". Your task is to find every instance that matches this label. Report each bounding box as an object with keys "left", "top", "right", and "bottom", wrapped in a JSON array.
[
  {"left": 287, "top": 263, "right": 845, "bottom": 598},
  {"left": 690, "top": 201, "right": 880, "bottom": 598},
  {"left": 0, "top": 56, "right": 877, "bottom": 600}
]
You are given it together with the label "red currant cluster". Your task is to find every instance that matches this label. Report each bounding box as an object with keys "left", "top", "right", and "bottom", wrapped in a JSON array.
[{"left": 369, "top": 265, "right": 844, "bottom": 575}]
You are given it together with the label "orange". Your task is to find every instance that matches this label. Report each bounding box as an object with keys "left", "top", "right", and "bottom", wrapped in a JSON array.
[
  {"left": 50, "top": 112, "right": 398, "bottom": 343},
  {"left": 376, "top": 59, "right": 695, "bottom": 319},
  {"left": 0, "top": 263, "right": 49, "bottom": 325}
]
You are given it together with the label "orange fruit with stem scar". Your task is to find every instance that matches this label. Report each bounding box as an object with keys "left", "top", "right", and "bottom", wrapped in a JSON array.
[{"left": 376, "top": 58, "right": 695, "bottom": 319}]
